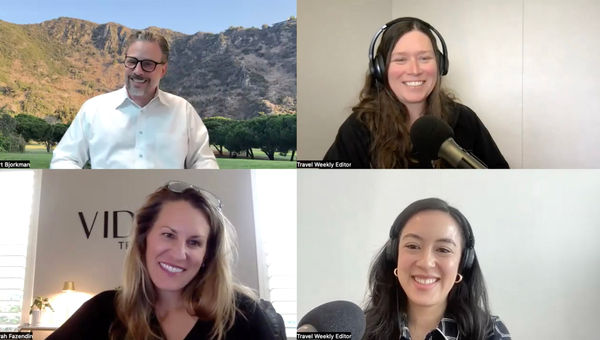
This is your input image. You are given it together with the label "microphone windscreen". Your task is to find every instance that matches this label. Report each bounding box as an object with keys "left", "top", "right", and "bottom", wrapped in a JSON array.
[
  {"left": 298, "top": 300, "right": 365, "bottom": 338},
  {"left": 410, "top": 115, "right": 454, "bottom": 160}
]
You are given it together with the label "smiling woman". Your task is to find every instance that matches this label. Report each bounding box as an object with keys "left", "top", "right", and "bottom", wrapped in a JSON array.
[
  {"left": 47, "top": 181, "right": 277, "bottom": 340},
  {"left": 323, "top": 17, "right": 508, "bottom": 168},
  {"left": 144, "top": 201, "right": 210, "bottom": 294},
  {"left": 364, "top": 198, "right": 511, "bottom": 340}
]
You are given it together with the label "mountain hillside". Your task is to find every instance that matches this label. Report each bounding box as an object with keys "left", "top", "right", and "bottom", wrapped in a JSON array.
[{"left": 0, "top": 17, "right": 296, "bottom": 121}]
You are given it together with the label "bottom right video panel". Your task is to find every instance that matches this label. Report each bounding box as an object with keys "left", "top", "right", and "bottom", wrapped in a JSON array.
[{"left": 297, "top": 170, "right": 600, "bottom": 340}]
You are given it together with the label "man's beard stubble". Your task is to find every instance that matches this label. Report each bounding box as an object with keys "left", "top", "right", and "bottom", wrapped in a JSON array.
[{"left": 126, "top": 73, "right": 157, "bottom": 99}]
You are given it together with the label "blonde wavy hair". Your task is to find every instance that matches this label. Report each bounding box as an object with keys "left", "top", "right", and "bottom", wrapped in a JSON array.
[{"left": 109, "top": 184, "right": 255, "bottom": 340}]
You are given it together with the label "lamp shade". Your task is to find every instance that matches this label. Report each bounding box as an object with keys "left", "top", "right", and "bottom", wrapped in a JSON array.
[{"left": 62, "top": 281, "right": 75, "bottom": 291}]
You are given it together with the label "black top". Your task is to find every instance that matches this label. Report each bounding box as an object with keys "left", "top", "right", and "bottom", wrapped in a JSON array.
[
  {"left": 47, "top": 290, "right": 276, "bottom": 340},
  {"left": 323, "top": 103, "right": 509, "bottom": 168}
]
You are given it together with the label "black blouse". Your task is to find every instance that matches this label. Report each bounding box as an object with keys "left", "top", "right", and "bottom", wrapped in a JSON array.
[
  {"left": 323, "top": 103, "right": 509, "bottom": 169},
  {"left": 47, "top": 290, "right": 276, "bottom": 340}
]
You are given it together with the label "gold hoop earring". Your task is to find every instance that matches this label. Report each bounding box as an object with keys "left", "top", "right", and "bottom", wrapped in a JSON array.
[
  {"left": 455, "top": 274, "right": 463, "bottom": 284},
  {"left": 393, "top": 268, "right": 398, "bottom": 277}
]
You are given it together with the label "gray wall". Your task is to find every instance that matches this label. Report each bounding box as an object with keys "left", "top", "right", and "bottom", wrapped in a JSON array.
[
  {"left": 298, "top": 170, "right": 600, "bottom": 339},
  {"left": 297, "top": 0, "right": 600, "bottom": 168},
  {"left": 33, "top": 170, "right": 259, "bottom": 299}
]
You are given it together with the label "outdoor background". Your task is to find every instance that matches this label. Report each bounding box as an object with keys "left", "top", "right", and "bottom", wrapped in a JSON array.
[{"left": 0, "top": 0, "right": 297, "bottom": 168}]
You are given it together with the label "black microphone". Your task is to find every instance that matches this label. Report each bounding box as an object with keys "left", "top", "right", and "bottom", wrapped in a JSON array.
[
  {"left": 297, "top": 300, "right": 366, "bottom": 338},
  {"left": 410, "top": 115, "right": 487, "bottom": 169}
]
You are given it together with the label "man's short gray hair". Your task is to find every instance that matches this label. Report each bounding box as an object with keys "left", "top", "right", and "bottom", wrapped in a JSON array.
[{"left": 124, "top": 30, "right": 169, "bottom": 62}]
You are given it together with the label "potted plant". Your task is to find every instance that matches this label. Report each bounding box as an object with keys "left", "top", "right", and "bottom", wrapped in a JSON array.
[{"left": 29, "top": 296, "right": 54, "bottom": 326}]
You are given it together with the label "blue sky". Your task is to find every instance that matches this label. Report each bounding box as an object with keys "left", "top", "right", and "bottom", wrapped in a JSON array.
[{"left": 0, "top": 0, "right": 296, "bottom": 34}]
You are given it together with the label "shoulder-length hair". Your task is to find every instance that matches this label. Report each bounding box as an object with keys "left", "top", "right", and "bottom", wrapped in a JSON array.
[
  {"left": 363, "top": 198, "right": 492, "bottom": 340},
  {"left": 110, "top": 184, "right": 254, "bottom": 340},
  {"left": 355, "top": 19, "right": 457, "bottom": 168}
]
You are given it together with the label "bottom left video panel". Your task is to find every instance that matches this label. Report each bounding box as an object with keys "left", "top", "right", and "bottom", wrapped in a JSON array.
[{"left": 0, "top": 169, "right": 296, "bottom": 340}]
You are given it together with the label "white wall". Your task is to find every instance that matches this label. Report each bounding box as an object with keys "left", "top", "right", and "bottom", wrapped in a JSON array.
[
  {"left": 297, "top": 0, "right": 391, "bottom": 162},
  {"left": 297, "top": 0, "right": 600, "bottom": 168},
  {"left": 522, "top": 0, "right": 600, "bottom": 167},
  {"left": 297, "top": 170, "right": 600, "bottom": 339},
  {"left": 32, "top": 170, "right": 259, "bottom": 301}
]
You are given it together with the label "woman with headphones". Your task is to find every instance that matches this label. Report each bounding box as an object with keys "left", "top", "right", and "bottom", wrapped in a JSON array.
[
  {"left": 323, "top": 18, "right": 508, "bottom": 168},
  {"left": 363, "top": 198, "right": 510, "bottom": 340}
]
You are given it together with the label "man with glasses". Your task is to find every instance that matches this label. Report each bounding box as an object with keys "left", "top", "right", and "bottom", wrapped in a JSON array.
[{"left": 50, "top": 31, "right": 218, "bottom": 169}]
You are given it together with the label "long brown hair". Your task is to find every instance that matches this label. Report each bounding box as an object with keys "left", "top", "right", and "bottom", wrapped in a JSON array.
[
  {"left": 363, "top": 198, "right": 492, "bottom": 340},
  {"left": 355, "top": 19, "right": 457, "bottom": 168},
  {"left": 110, "top": 185, "right": 254, "bottom": 340}
]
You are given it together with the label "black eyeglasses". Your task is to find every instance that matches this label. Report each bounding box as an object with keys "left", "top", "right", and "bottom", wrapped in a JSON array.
[
  {"left": 165, "top": 181, "right": 223, "bottom": 211},
  {"left": 124, "top": 56, "right": 165, "bottom": 72}
]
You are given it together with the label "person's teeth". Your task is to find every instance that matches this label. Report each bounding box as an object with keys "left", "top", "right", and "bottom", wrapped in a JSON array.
[
  {"left": 404, "top": 81, "right": 424, "bottom": 86},
  {"left": 160, "top": 262, "right": 183, "bottom": 273},
  {"left": 414, "top": 277, "right": 437, "bottom": 284},
  {"left": 132, "top": 78, "right": 146, "bottom": 83}
]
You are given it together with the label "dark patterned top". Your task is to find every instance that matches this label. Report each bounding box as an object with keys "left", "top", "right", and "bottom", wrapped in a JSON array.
[{"left": 399, "top": 316, "right": 511, "bottom": 340}]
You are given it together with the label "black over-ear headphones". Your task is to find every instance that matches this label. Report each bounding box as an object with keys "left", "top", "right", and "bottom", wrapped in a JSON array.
[
  {"left": 369, "top": 17, "right": 449, "bottom": 85},
  {"left": 384, "top": 204, "right": 475, "bottom": 274}
]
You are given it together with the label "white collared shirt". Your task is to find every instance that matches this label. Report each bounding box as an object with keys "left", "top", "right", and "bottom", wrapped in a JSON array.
[{"left": 50, "top": 87, "right": 218, "bottom": 169}]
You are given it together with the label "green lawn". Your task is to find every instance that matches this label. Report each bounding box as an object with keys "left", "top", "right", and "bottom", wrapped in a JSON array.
[
  {"left": 0, "top": 146, "right": 296, "bottom": 169},
  {"left": 217, "top": 157, "right": 294, "bottom": 169},
  {"left": 215, "top": 148, "right": 295, "bottom": 169},
  {"left": 0, "top": 147, "right": 52, "bottom": 169}
]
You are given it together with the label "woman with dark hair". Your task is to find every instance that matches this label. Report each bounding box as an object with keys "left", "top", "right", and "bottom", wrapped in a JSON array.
[
  {"left": 363, "top": 198, "right": 510, "bottom": 340},
  {"left": 324, "top": 18, "right": 508, "bottom": 168},
  {"left": 48, "top": 181, "right": 276, "bottom": 340}
]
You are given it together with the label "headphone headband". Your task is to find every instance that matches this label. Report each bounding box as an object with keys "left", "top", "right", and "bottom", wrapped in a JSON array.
[
  {"left": 369, "top": 17, "right": 449, "bottom": 84},
  {"left": 385, "top": 200, "right": 475, "bottom": 274}
]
